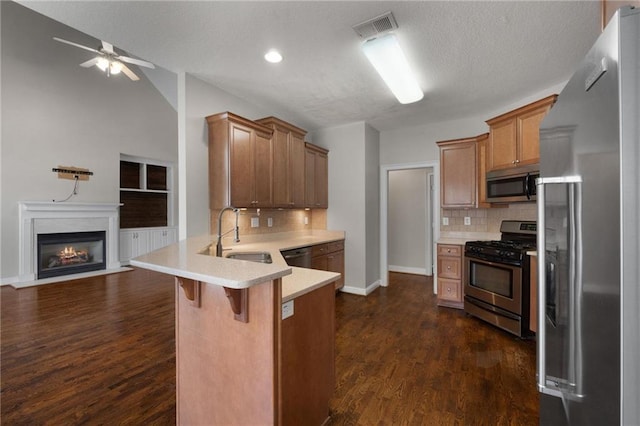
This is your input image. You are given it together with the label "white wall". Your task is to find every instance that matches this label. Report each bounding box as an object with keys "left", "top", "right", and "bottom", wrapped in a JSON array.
[
  {"left": 364, "top": 124, "right": 380, "bottom": 287},
  {"left": 0, "top": 2, "right": 178, "bottom": 282},
  {"left": 183, "top": 75, "right": 271, "bottom": 237},
  {"left": 388, "top": 168, "right": 431, "bottom": 274},
  {"left": 379, "top": 84, "right": 567, "bottom": 166},
  {"left": 312, "top": 122, "right": 381, "bottom": 294}
]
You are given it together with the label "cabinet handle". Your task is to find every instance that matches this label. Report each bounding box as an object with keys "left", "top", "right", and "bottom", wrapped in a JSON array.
[
  {"left": 447, "top": 266, "right": 451, "bottom": 270},
  {"left": 447, "top": 249, "right": 451, "bottom": 253}
]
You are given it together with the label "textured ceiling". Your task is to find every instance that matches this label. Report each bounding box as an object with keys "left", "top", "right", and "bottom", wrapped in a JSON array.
[{"left": 19, "top": 1, "right": 603, "bottom": 132}]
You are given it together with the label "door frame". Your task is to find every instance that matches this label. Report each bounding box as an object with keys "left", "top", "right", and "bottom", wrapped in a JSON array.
[{"left": 380, "top": 161, "right": 440, "bottom": 292}]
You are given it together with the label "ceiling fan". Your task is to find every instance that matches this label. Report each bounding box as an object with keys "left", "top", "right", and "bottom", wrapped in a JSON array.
[{"left": 53, "top": 37, "right": 155, "bottom": 81}]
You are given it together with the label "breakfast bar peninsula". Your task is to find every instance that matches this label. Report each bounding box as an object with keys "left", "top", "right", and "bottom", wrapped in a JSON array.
[{"left": 131, "top": 232, "right": 342, "bottom": 425}]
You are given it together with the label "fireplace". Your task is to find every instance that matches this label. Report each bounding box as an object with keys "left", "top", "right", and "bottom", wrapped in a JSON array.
[
  {"left": 18, "top": 201, "right": 122, "bottom": 284},
  {"left": 37, "top": 231, "right": 106, "bottom": 279}
]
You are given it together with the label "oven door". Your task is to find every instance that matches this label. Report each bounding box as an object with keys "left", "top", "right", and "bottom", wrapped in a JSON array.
[{"left": 464, "top": 255, "right": 523, "bottom": 315}]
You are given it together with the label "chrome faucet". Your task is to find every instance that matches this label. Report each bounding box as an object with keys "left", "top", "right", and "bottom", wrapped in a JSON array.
[{"left": 216, "top": 206, "right": 240, "bottom": 257}]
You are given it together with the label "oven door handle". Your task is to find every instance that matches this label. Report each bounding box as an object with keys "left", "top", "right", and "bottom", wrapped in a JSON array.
[{"left": 536, "top": 176, "right": 584, "bottom": 400}]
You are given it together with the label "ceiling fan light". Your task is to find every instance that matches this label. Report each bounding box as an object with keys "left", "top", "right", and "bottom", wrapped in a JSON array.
[
  {"left": 110, "top": 61, "right": 123, "bottom": 75},
  {"left": 361, "top": 33, "right": 423, "bottom": 104},
  {"left": 96, "top": 57, "right": 109, "bottom": 71}
]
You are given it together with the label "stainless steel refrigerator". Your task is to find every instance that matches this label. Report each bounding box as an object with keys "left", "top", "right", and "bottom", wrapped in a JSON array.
[{"left": 537, "top": 6, "right": 639, "bottom": 425}]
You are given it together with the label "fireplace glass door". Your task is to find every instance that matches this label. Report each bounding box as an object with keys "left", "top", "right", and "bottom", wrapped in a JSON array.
[{"left": 37, "top": 231, "right": 106, "bottom": 279}]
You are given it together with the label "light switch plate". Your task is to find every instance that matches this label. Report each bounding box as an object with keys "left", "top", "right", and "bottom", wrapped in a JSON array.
[
  {"left": 267, "top": 217, "right": 273, "bottom": 227},
  {"left": 443, "top": 217, "right": 449, "bottom": 226},
  {"left": 282, "top": 300, "right": 294, "bottom": 319},
  {"left": 251, "top": 217, "right": 259, "bottom": 228}
]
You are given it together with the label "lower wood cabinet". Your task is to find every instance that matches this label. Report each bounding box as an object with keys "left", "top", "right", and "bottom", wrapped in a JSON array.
[
  {"left": 437, "top": 243, "right": 464, "bottom": 309},
  {"left": 281, "top": 283, "right": 335, "bottom": 425},
  {"left": 311, "top": 240, "right": 345, "bottom": 290},
  {"left": 119, "top": 227, "right": 177, "bottom": 264}
]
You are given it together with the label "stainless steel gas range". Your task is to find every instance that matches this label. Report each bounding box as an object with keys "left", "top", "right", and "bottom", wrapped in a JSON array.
[{"left": 463, "top": 220, "right": 536, "bottom": 337}]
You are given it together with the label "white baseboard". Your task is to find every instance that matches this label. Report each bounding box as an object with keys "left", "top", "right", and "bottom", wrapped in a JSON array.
[
  {"left": 388, "top": 265, "right": 430, "bottom": 276},
  {"left": 8, "top": 267, "right": 133, "bottom": 289},
  {"left": 0, "top": 276, "right": 20, "bottom": 286},
  {"left": 339, "top": 279, "right": 381, "bottom": 296}
]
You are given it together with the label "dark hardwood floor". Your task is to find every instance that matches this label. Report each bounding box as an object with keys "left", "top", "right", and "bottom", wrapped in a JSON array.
[{"left": 1, "top": 270, "right": 538, "bottom": 425}]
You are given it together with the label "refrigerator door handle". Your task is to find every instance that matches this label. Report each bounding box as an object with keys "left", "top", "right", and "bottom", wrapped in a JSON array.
[{"left": 536, "top": 176, "right": 584, "bottom": 400}]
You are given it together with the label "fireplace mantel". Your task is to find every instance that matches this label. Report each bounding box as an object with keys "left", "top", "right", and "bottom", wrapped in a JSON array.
[{"left": 18, "top": 201, "right": 122, "bottom": 283}]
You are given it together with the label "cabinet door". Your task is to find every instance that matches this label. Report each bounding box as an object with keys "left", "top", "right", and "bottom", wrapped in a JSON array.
[
  {"left": 311, "top": 254, "right": 328, "bottom": 271},
  {"left": 438, "top": 278, "right": 461, "bottom": 302},
  {"left": 488, "top": 118, "right": 518, "bottom": 171},
  {"left": 253, "top": 131, "right": 273, "bottom": 207},
  {"left": 119, "top": 230, "right": 135, "bottom": 263},
  {"left": 440, "top": 140, "right": 477, "bottom": 208},
  {"left": 517, "top": 107, "right": 546, "bottom": 167},
  {"left": 314, "top": 152, "right": 328, "bottom": 209},
  {"left": 304, "top": 149, "right": 316, "bottom": 207},
  {"left": 229, "top": 122, "right": 254, "bottom": 207},
  {"left": 272, "top": 127, "right": 290, "bottom": 207},
  {"left": 327, "top": 250, "right": 344, "bottom": 290},
  {"left": 290, "top": 134, "right": 306, "bottom": 208}
]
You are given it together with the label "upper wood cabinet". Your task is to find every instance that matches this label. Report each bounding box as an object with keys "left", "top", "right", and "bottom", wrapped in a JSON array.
[
  {"left": 437, "top": 134, "right": 490, "bottom": 208},
  {"left": 485, "top": 95, "right": 557, "bottom": 172},
  {"left": 255, "top": 117, "right": 307, "bottom": 208},
  {"left": 206, "top": 112, "right": 274, "bottom": 209},
  {"left": 305, "top": 143, "right": 329, "bottom": 209}
]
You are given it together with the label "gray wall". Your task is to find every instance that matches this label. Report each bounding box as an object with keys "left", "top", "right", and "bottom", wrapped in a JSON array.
[
  {"left": 0, "top": 1, "right": 178, "bottom": 282},
  {"left": 312, "top": 122, "right": 381, "bottom": 294},
  {"left": 183, "top": 75, "right": 270, "bottom": 237},
  {"left": 388, "top": 168, "right": 431, "bottom": 274},
  {"left": 364, "top": 124, "right": 380, "bottom": 287}
]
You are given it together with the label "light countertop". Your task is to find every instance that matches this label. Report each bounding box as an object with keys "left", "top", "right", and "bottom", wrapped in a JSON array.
[{"left": 131, "top": 230, "right": 344, "bottom": 302}]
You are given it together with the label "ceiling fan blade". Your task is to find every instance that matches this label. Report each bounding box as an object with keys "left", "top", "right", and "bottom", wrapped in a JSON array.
[
  {"left": 118, "top": 55, "right": 155, "bottom": 69},
  {"left": 119, "top": 63, "right": 140, "bottom": 81},
  {"left": 79, "top": 57, "right": 100, "bottom": 68},
  {"left": 53, "top": 37, "right": 100, "bottom": 54},
  {"left": 101, "top": 41, "right": 115, "bottom": 54}
]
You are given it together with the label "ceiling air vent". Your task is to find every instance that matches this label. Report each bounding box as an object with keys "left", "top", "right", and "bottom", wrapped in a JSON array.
[{"left": 352, "top": 11, "right": 398, "bottom": 40}]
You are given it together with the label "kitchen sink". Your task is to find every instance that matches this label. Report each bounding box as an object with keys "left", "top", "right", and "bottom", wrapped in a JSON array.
[{"left": 225, "top": 251, "right": 273, "bottom": 264}]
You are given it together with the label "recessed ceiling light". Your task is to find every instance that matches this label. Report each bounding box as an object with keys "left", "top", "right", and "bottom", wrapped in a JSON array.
[{"left": 264, "top": 49, "right": 283, "bottom": 63}]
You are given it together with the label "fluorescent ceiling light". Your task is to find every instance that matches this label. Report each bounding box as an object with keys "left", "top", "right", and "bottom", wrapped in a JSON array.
[
  {"left": 264, "top": 49, "right": 283, "bottom": 63},
  {"left": 362, "top": 33, "right": 423, "bottom": 104}
]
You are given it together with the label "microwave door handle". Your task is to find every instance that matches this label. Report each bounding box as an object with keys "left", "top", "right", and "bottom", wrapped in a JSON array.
[
  {"left": 525, "top": 173, "right": 531, "bottom": 200},
  {"left": 536, "top": 176, "right": 584, "bottom": 400}
]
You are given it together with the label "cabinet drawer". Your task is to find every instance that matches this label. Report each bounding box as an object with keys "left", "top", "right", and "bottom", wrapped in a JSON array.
[
  {"left": 327, "top": 240, "right": 344, "bottom": 253},
  {"left": 438, "top": 257, "right": 462, "bottom": 280},
  {"left": 438, "top": 244, "right": 462, "bottom": 257},
  {"left": 438, "top": 278, "right": 461, "bottom": 302},
  {"left": 311, "top": 243, "right": 329, "bottom": 258}
]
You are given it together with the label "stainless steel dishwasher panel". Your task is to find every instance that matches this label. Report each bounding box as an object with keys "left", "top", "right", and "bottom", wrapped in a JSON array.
[{"left": 281, "top": 247, "right": 311, "bottom": 268}]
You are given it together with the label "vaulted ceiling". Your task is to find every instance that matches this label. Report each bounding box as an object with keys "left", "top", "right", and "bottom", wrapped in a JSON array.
[{"left": 20, "top": 1, "right": 602, "bottom": 132}]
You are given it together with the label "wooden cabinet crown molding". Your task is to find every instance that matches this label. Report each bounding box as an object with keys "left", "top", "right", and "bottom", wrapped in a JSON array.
[
  {"left": 255, "top": 116, "right": 307, "bottom": 138},
  {"left": 206, "top": 111, "right": 274, "bottom": 136},
  {"left": 485, "top": 95, "right": 558, "bottom": 127}
]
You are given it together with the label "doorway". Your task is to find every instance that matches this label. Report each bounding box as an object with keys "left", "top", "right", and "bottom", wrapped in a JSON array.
[{"left": 380, "top": 161, "right": 440, "bottom": 292}]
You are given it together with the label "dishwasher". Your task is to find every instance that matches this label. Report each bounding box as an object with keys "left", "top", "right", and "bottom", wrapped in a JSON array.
[{"left": 280, "top": 247, "right": 311, "bottom": 268}]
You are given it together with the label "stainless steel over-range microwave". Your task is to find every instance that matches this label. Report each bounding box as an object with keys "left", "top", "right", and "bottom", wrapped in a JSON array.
[{"left": 486, "top": 164, "right": 538, "bottom": 203}]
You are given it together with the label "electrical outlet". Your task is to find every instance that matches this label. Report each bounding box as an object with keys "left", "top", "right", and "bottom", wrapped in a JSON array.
[
  {"left": 304, "top": 216, "right": 309, "bottom": 225},
  {"left": 267, "top": 217, "right": 273, "bottom": 227},
  {"left": 251, "top": 217, "right": 259, "bottom": 228},
  {"left": 282, "top": 300, "right": 294, "bottom": 319},
  {"left": 442, "top": 217, "right": 449, "bottom": 226},
  {"left": 464, "top": 216, "right": 471, "bottom": 226}
]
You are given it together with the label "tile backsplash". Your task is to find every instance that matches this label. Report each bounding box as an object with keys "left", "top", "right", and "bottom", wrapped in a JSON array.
[
  {"left": 212, "top": 208, "right": 321, "bottom": 238},
  {"left": 441, "top": 203, "right": 537, "bottom": 233}
]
